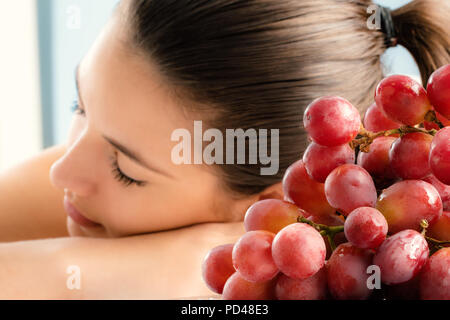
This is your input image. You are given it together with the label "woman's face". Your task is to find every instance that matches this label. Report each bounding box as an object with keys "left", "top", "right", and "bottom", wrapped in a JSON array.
[{"left": 50, "top": 11, "right": 254, "bottom": 238}]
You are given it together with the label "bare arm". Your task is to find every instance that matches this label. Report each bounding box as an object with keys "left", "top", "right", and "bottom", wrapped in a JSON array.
[
  {"left": 0, "top": 221, "right": 244, "bottom": 299},
  {"left": 0, "top": 145, "right": 69, "bottom": 242}
]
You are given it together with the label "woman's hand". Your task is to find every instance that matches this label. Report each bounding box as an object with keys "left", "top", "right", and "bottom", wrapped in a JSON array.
[{"left": 0, "top": 220, "right": 245, "bottom": 299}]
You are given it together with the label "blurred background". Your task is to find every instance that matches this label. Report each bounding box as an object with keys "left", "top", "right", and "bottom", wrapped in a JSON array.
[
  {"left": 0, "top": 0, "right": 417, "bottom": 172},
  {"left": 0, "top": 0, "right": 119, "bottom": 171}
]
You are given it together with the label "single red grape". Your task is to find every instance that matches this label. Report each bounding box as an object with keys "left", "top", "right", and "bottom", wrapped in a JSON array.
[
  {"left": 222, "top": 272, "right": 276, "bottom": 300},
  {"left": 429, "top": 127, "right": 450, "bottom": 185},
  {"left": 427, "top": 64, "right": 450, "bottom": 119},
  {"left": 373, "top": 229, "right": 429, "bottom": 285},
  {"left": 244, "top": 199, "right": 305, "bottom": 234},
  {"left": 303, "top": 96, "right": 361, "bottom": 147},
  {"left": 326, "top": 243, "right": 374, "bottom": 300},
  {"left": 232, "top": 230, "right": 279, "bottom": 282},
  {"left": 275, "top": 268, "right": 328, "bottom": 300},
  {"left": 420, "top": 248, "right": 450, "bottom": 300},
  {"left": 375, "top": 75, "right": 432, "bottom": 126},
  {"left": 282, "top": 160, "right": 335, "bottom": 218},
  {"left": 363, "top": 102, "right": 401, "bottom": 132},
  {"left": 344, "top": 207, "right": 388, "bottom": 249},
  {"left": 303, "top": 142, "right": 355, "bottom": 183},
  {"left": 202, "top": 244, "right": 235, "bottom": 294},
  {"left": 272, "top": 223, "right": 326, "bottom": 280},
  {"left": 357, "top": 136, "right": 396, "bottom": 180},
  {"left": 324, "top": 164, "right": 377, "bottom": 216},
  {"left": 376, "top": 180, "right": 443, "bottom": 234},
  {"left": 427, "top": 211, "right": 450, "bottom": 242},
  {"left": 389, "top": 132, "right": 433, "bottom": 180},
  {"left": 422, "top": 174, "right": 450, "bottom": 211}
]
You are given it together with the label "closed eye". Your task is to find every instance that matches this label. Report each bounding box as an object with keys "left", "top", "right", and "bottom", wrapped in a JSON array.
[{"left": 110, "top": 153, "right": 147, "bottom": 188}]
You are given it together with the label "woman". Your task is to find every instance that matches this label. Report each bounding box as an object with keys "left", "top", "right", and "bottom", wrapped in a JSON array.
[{"left": 0, "top": 0, "right": 448, "bottom": 299}]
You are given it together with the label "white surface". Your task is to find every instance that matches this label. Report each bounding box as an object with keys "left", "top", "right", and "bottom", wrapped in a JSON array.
[{"left": 0, "top": 1, "right": 43, "bottom": 172}]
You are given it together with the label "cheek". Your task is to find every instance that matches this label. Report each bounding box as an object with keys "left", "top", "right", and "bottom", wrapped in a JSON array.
[
  {"left": 96, "top": 187, "right": 215, "bottom": 236},
  {"left": 101, "top": 193, "right": 164, "bottom": 235},
  {"left": 89, "top": 187, "right": 152, "bottom": 236}
]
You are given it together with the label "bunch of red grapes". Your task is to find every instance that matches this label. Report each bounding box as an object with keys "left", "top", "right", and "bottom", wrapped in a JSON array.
[{"left": 202, "top": 64, "right": 450, "bottom": 300}]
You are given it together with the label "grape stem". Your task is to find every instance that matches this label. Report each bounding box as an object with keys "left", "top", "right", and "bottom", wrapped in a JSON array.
[
  {"left": 420, "top": 219, "right": 450, "bottom": 251},
  {"left": 326, "top": 234, "right": 337, "bottom": 252},
  {"left": 297, "top": 216, "right": 344, "bottom": 251},
  {"left": 424, "top": 236, "right": 450, "bottom": 246},
  {"left": 350, "top": 125, "right": 437, "bottom": 153},
  {"left": 420, "top": 219, "right": 429, "bottom": 237}
]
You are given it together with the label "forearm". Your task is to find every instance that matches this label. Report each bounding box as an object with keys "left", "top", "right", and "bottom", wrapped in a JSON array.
[
  {"left": 0, "top": 237, "right": 71, "bottom": 299},
  {"left": 0, "top": 222, "right": 244, "bottom": 299}
]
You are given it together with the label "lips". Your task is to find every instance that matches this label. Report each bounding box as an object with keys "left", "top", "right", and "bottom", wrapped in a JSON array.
[{"left": 63, "top": 197, "right": 101, "bottom": 228}]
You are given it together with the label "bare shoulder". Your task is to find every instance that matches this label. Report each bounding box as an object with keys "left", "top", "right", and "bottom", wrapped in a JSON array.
[
  {"left": 0, "top": 145, "right": 69, "bottom": 242},
  {"left": 0, "top": 144, "right": 67, "bottom": 177}
]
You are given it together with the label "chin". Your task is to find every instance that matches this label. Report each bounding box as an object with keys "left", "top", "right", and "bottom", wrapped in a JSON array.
[{"left": 66, "top": 216, "right": 108, "bottom": 238}]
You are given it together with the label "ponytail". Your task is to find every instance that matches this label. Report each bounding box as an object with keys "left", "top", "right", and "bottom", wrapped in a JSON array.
[{"left": 392, "top": 0, "right": 450, "bottom": 84}]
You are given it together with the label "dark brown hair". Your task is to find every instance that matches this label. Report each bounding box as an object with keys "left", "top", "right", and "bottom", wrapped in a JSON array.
[{"left": 121, "top": 0, "right": 450, "bottom": 197}]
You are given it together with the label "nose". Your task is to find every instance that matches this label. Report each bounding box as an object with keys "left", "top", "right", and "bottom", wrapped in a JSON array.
[{"left": 50, "top": 132, "right": 99, "bottom": 197}]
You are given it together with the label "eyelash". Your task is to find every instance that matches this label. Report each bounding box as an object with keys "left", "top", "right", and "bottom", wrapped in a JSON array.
[
  {"left": 110, "top": 156, "right": 147, "bottom": 187},
  {"left": 71, "top": 100, "right": 146, "bottom": 188}
]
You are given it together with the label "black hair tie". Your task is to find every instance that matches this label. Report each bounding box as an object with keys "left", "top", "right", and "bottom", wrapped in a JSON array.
[{"left": 379, "top": 6, "right": 398, "bottom": 48}]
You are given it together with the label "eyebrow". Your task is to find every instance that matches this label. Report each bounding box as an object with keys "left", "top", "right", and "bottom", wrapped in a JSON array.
[{"left": 74, "top": 64, "right": 174, "bottom": 179}]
